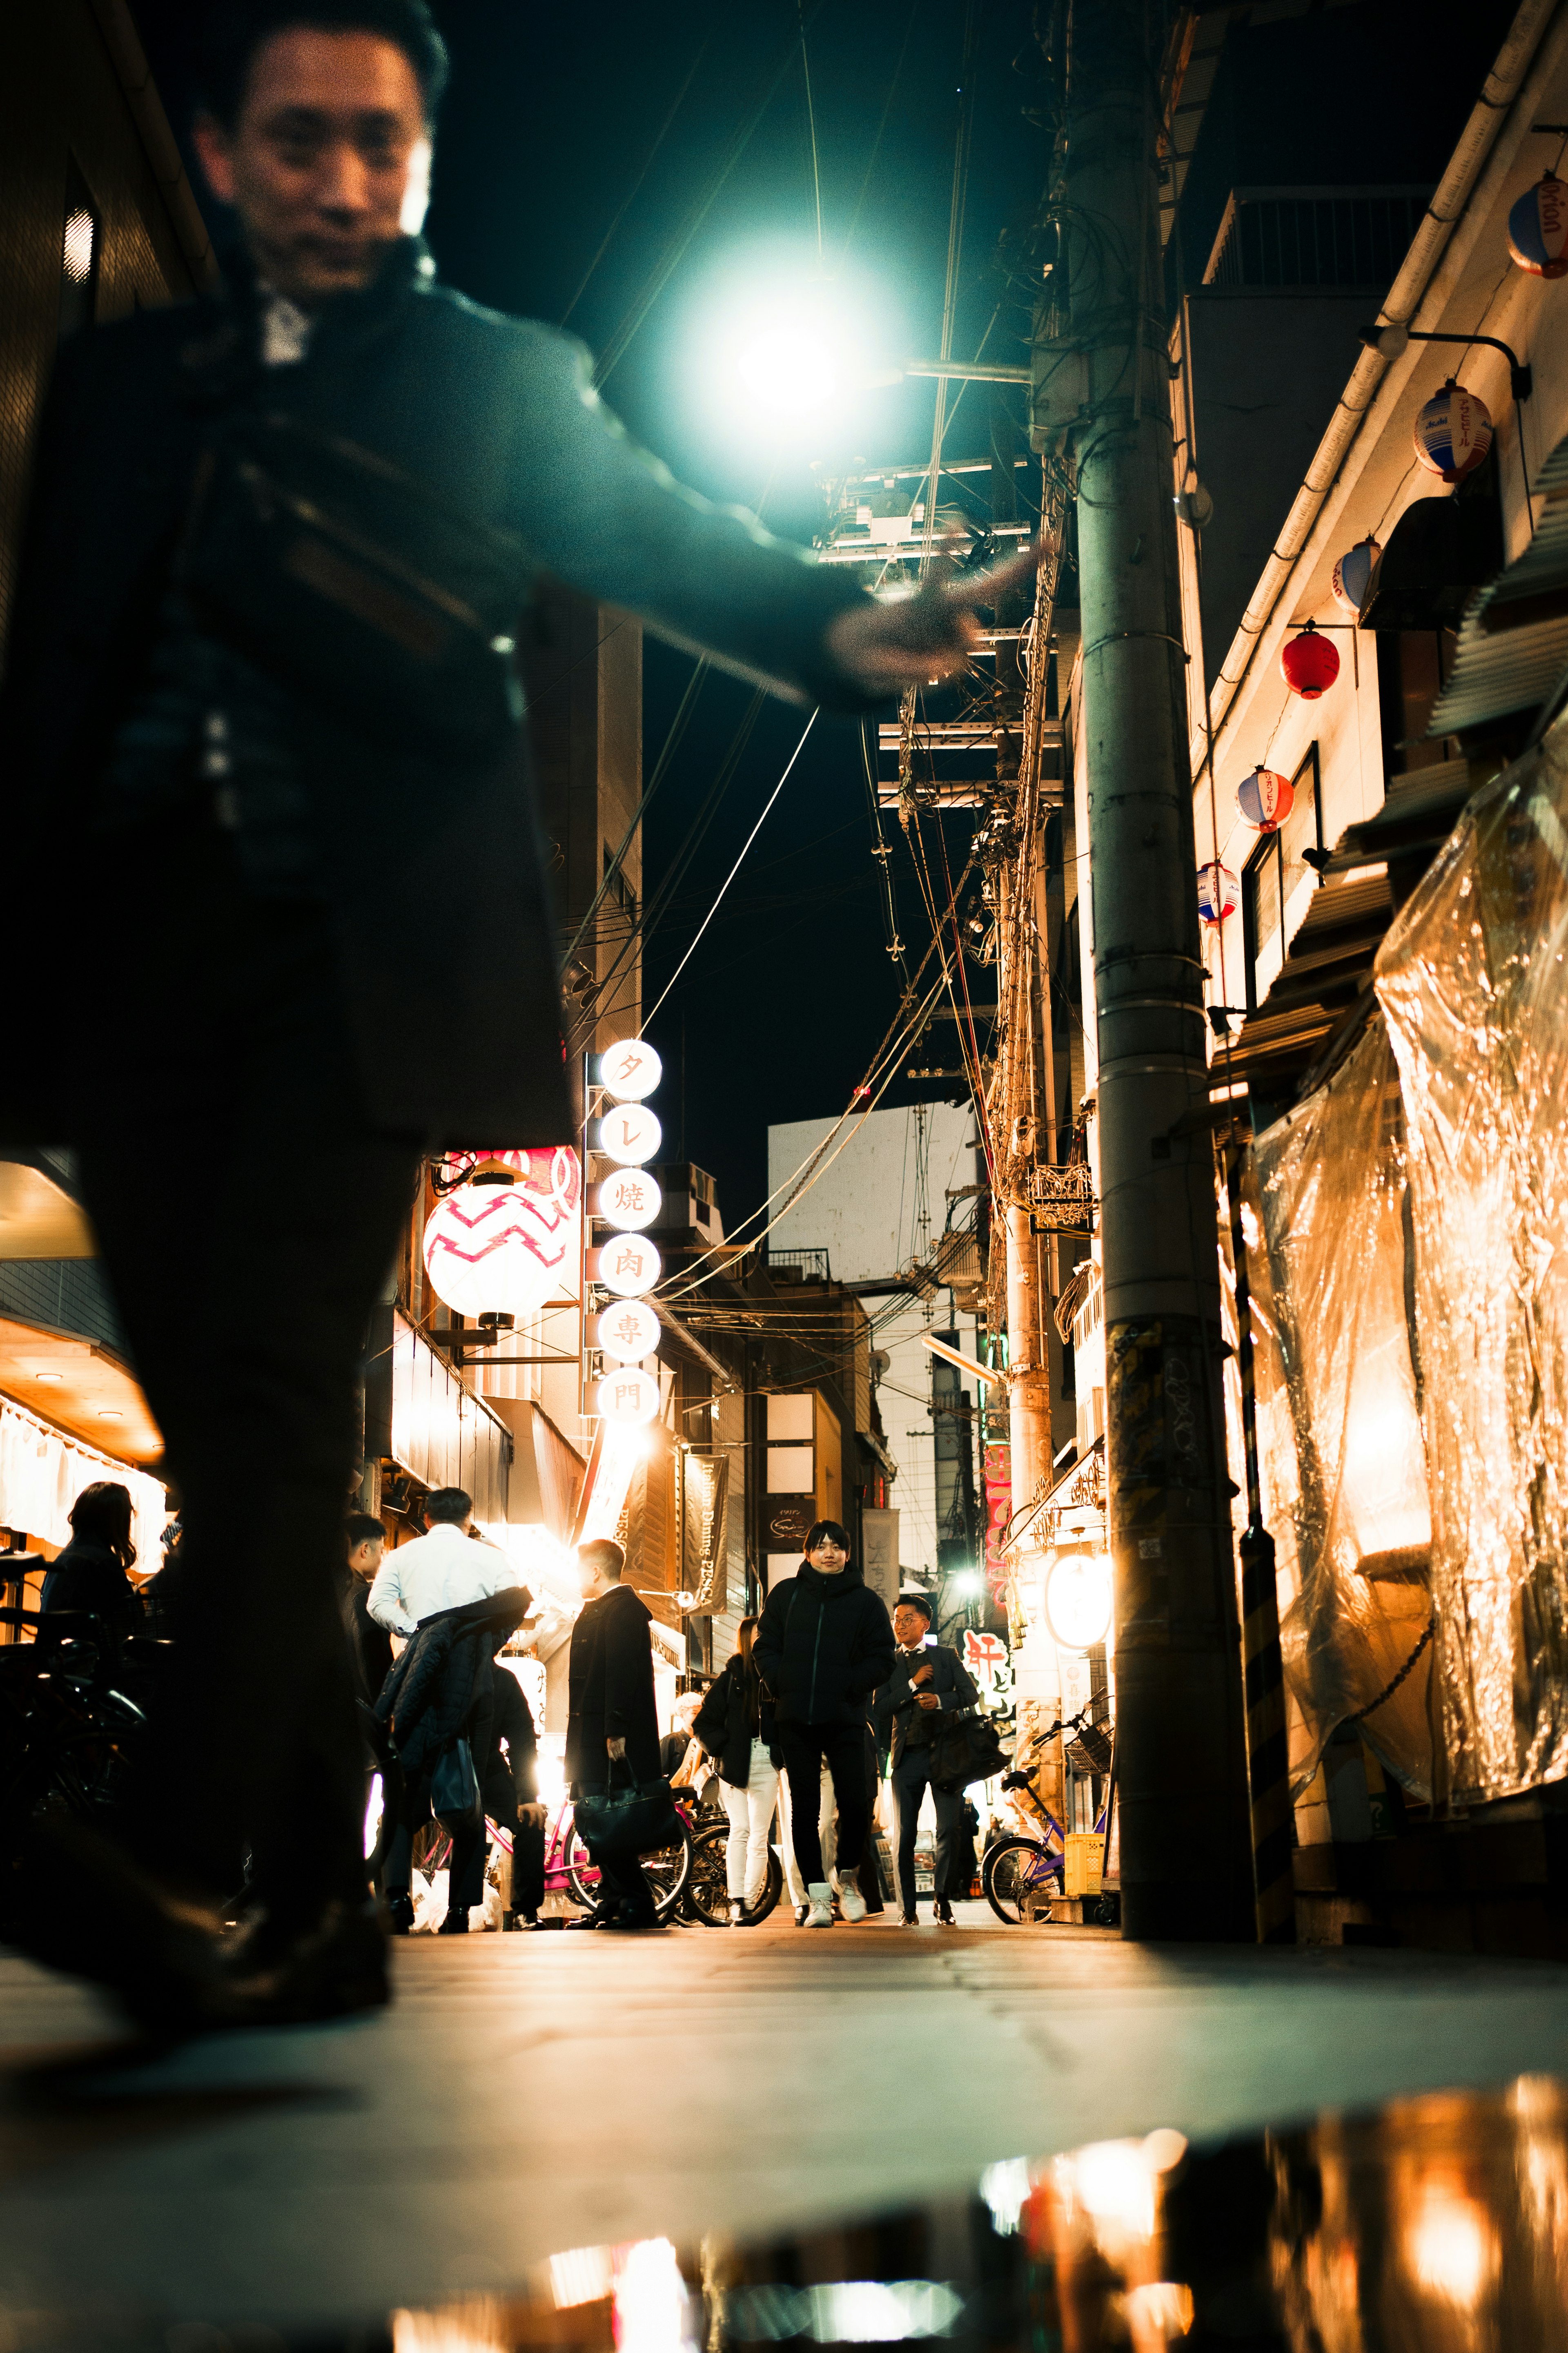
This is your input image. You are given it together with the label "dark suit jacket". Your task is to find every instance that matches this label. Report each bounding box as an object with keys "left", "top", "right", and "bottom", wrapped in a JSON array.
[
  {"left": 873, "top": 1644, "right": 980, "bottom": 1771},
  {"left": 0, "top": 237, "right": 876, "bottom": 1145},
  {"left": 565, "top": 1581, "right": 661, "bottom": 1786}
]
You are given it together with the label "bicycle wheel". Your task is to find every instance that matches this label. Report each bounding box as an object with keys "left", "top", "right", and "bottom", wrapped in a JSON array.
[
  {"left": 983, "top": 1836, "right": 1060, "bottom": 1925},
  {"left": 566, "top": 1820, "right": 692, "bottom": 1920},
  {"left": 686, "top": 1827, "right": 784, "bottom": 1926}
]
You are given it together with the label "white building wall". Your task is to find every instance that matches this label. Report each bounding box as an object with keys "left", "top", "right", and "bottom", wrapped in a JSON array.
[{"left": 766, "top": 1102, "right": 982, "bottom": 1581}]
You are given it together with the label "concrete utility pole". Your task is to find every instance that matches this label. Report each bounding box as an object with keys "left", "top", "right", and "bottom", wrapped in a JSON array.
[{"left": 1057, "top": 0, "right": 1253, "bottom": 1938}]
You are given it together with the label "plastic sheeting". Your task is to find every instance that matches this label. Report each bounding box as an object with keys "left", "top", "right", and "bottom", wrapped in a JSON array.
[
  {"left": 1376, "top": 723, "right": 1568, "bottom": 1805},
  {"left": 1245, "top": 1021, "right": 1435, "bottom": 1800}
]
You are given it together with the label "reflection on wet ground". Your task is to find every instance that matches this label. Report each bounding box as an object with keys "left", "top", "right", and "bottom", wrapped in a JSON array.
[{"left": 8, "top": 2073, "right": 1568, "bottom": 2350}]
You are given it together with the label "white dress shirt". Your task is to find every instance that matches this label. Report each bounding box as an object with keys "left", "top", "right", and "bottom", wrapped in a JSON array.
[{"left": 367, "top": 1522, "right": 513, "bottom": 1636}]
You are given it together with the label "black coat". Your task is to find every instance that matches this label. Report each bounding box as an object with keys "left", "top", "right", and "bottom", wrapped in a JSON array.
[
  {"left": 873, "top": 1644, "right": 980, "bottom": 1770},
  {"left": 338, "top": 1569, "right": 394, "bottom": 1703},
  {"left": 753, "top": 1563, "right": 895, "bottom": 1731},
  {"left": 483, "top": 1662, "right": 539, "bottom": 1815},
  {"left": 374, "top": 1584, "right": 531, "bottom": 1783},
  {"left": 38, "top": 1538, "right": 144, "bottom": 1637},
  {"left": 0, "top": 237, "right": 876, "bottom": 1146},
  {"left": 565, "top": 1581, "right": 661, "bottom": 1786},
  {"left": 693, "top": 1654, "right": 780, "bottom": 1785}
]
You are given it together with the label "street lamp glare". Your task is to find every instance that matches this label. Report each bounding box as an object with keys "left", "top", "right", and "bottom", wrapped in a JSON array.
[{"left": 736, "top": 322, "right": 841, "bottom": 420}]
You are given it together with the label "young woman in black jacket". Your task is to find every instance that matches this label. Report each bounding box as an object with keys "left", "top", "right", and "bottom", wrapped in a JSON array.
[
  {"left": 692, "top": 1617, "right": 780, "bottom": 1924},
  {"left": 753, "top": 1520, "right": 895, "bottom": 1927}
]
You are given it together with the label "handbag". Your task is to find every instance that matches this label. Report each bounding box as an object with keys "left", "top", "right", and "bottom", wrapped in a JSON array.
[
  {"left": 177, "top": 409, "right": 532, "bottom": 756},
  {"left": 429, "top": 1735, "right": 481, "bottom": 1828},
  {"left": 928, "top": 1707, "right": 1011, "bottom": 1794},
  {"left": 574, "top": 1760, "right": 683, "bottom": 1862}
]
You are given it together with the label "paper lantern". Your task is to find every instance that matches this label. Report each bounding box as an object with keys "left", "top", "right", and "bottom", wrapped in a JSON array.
[
  {"left": 1236, "top": 767, "right": 1295, "bottom": 832},
  {"left": 597, "top": 1038, "right": 662, "bottom": 1101},
  {"left": 1197, "top": 861, "right": 1239, "bottom": 925},
  {"left": 424, "top": 1152, "right": 581, "bottom": 1318},
  {"left": 1044, "top": 1546, "right": 1113, "bottom": 1652},
  {"left": 1280, "top": 621, "right": 1340, "bottom": 699},
  {"left": 1414, "top": 379, "right": 1492, "bottom": 484},
  {"left": 1331, "top": 535, "right": 1381, "bottom": 615},
  {"left": 1508, "top": 172, "right": 1568, "bottom": 279}
]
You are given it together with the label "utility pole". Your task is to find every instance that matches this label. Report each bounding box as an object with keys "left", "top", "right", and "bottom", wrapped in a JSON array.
[{"left": 1053, "top": 0, "right": 1254, "bottom": 1939}]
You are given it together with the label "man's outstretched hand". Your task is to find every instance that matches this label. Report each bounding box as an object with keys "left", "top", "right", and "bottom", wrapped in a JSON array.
[{"left": 825, "top": 538, "right": 1052, "bottom": 694}]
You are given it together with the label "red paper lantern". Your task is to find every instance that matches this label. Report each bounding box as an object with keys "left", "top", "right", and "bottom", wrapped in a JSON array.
[{"left": 1280, "top": 621, "right": 1340, "bottom": 700}]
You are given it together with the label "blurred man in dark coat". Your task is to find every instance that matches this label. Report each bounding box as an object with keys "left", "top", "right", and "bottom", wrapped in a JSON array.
[
  {"left": 565, "top": 1539, "right": 661, "bottom": 1929},
  {"left": 0, "top": 0, "right": 1033, "bottom": 2029}
]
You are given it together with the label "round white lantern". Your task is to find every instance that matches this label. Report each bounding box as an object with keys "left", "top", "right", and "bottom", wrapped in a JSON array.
[
  {"left": 596, "top": 1170, "right": 663, "bottom": 1232},
  {"left": 595, "top": 1233, "right": 662, "bottom": 1297},
  {"left": 1044, "top": 1547, "right": 1114, "bottom": 1652},
  {"left": 597, "top": 1038, "right": 663, "bottom": 1101},
  {"left": 597, "top": 1298, "right": 660, "bottom": 1363},
  {"left": 594, "top": 1104, "right": 663, "bottom": 1165},
  {"left": 423, "top": 1154, "right": 581, "bottom": 1318},
  {"left": 595, "top": 1366, "right": 661, "bottom": 1425}
]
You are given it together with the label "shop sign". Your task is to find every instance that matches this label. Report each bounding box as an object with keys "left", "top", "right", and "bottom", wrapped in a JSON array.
[
  {"left": 595, "top": 1365, "right": 661, "bottom": 1425},
  {"left": 594, "top": 1104, "right": 663, "bottom": 1165},
  {"left": 764, "top": 1493, "right": 817, "bottom": 1550},
  {"left": 597, "top": 1298, "right": 660, "bottom": 1364},
  {"left": 595, "top": 1171, "right": 662, "bottom": 1232},
  {"left": 593, "top": 1233, "right": 662, "bottom": 1297},
  {"left": 983, "top": 1442, "right": 1012, "bottom": 1599},
  {"left": 597, "top": 1038, "right": 662, "bottom": 1101},
  {"left": 423, "top": 1151, "right": 581, "bottom": 1318}
]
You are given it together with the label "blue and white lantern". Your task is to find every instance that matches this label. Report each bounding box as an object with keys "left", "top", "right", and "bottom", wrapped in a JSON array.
[
  {"left": 1414, "top": 379, "right": 1493, "bottom": 485},
  {"left": 1508, "top": 173, "right": 1568, "bottom": 279},
  {"left": 1331, "top": 535, "right": 1381, "bottom": 615},
  {"left": 1196, "top": 861, "right": 1239, "bottom": 926},
  {"left": 1236, "top": 767, "right": 1295, "bottom": 834}
]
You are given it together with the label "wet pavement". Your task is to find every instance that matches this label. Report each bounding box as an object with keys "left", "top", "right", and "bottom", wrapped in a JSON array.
[{"left": 3, "top": 1906, "right": 1568, "bottom": 2348}]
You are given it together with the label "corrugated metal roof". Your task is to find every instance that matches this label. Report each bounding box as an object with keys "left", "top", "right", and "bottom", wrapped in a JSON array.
[{"left": 1429, "top": 433, "right": 1568, "bottom": 734}]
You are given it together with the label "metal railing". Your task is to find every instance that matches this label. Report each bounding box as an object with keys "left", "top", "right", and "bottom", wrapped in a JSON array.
[{"left": 1203, "top": 185, "right": 1432, "bottom": 291}]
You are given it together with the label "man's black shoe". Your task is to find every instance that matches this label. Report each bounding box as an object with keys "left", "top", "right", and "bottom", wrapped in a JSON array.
[
  {"left": 934, "top": 1896, "right": 956, "bottom": 1927},
  {"left": 218, "top": 1896, "right": 389, "bottom": 2025},
  {"left": 386, "top": 1891, "right": 416, "bottom": 1935},
  {"left": 437, "top": 1907, "right": 469, "bottom": 1934}
]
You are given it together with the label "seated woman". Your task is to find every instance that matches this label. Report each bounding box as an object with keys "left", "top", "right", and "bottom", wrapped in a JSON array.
[{"left": 40, "top": 1481, "right": 145, "bottom": 1637}]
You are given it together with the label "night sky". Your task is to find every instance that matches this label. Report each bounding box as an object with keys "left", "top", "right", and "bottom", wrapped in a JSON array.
[{"left": 132, "top": 0, "right": 1519, "bottom": 1240}]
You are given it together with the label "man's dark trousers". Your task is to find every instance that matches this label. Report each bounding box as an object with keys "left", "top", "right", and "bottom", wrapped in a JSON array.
[
  {"left": 890, "top": 1754, "right": 967, "bottom": 1914},
  {"left": 574, "top": 1782, "right": 656, "bottom": 1924},
  {"left": 77, "top": 817, "right": 422, "bottom": 1926},
  {"left": 777, "top": 1722, "right": 871, "bottom": 1885}
]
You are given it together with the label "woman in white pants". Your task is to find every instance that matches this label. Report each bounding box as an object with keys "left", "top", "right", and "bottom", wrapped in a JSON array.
[{"left": 692, "top": 1618, "right": 781, "bottom": 1923}]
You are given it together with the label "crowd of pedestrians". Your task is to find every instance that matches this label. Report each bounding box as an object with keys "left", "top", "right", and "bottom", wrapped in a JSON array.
[{"left": 27, "top": 1477, "right": 985, "bottom": 1951}]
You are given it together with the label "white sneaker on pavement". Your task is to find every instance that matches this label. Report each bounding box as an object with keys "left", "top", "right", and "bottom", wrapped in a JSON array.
[
  {"left": 805, "top": 1882, "right": 835, "bottom": 1927},
  {"left": 836, "top": 1878, "right": 868, "bottom": 1924}
]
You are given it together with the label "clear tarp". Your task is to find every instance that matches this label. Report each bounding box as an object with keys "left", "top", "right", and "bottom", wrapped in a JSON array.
[
  {"left": 1247, "top": 1020, "right": 1435, "bottom": 1800},
  {"left": 1376, "top": 723, "right": 1568, "bottom": 1804}
]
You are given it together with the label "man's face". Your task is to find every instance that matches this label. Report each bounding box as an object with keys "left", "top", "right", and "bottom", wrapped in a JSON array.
[
  {"left": 193, "top": 29, "right": 431, "bottom": 306},
  {"left": 893, "top": 1604, "right": 930, "bottom": 1648},
  {"left": 348, "top": 1537, "right": 384, "bottom": 1580},
  {"left": 805, "top": 1535, "right": 848, "bottom": 1575}
]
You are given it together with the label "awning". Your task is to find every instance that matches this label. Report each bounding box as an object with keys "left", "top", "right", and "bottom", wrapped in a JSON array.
[
  {"left": 0, "top": 1155, "right": 96, "bottom": 1258},
  {"left": 1358, "top": 473, "right": 1503, "bottom": 633},
  {"left": 0, "top": 1315, "right": 161, "bottom": 1467},
  {"left": 0, "top": 1393, "right": 167, "bottom": 1567},
  {"left": 363, "top": 1307, "right": 510, "bottom": 1525},
  {"left": 1430, "top": 433, "right": 1568, "bottom": 735}
]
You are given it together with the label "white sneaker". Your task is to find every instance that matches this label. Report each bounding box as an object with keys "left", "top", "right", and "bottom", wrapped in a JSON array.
[
  {"left": 836, "top": 1878, "right": 868, "bottom": 1924},
  {"left": 805, "top": 1882, "right": 835, "bottom": 1927}
]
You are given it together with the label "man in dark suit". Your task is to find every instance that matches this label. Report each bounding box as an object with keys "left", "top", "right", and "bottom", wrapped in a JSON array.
[
  {"left": 0, "top": 0, "right": 1033, "bottom": 2028},
  {"left": 873, "top": 1594, "right": 980, "bottom": 1927},
  {"left": 565, "top": 1539, "right": 662, "bottom": 1930}
]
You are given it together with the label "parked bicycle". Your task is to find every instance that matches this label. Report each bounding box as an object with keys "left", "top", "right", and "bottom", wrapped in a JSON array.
[
  {"left": 685, "top": 1812, "right": 784, "bottom": 1927},
  {"left": 0, "top": 1605, "right": 159, "bottom": 1842},
  {"left": 981, "top": 1705, "right": 1104, "bottom": 1925}
]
